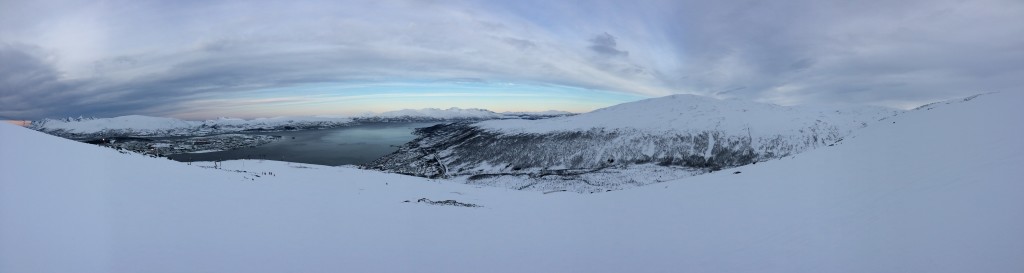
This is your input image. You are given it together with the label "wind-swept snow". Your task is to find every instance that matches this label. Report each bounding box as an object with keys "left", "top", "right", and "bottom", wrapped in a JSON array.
[{"left": 2, "top": 92, "right": 1022, "bottom": 273}]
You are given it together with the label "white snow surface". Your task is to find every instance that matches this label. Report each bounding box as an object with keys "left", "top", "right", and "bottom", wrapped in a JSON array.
[
  {"left": 2, "top": 92, "right": 1023, "bottom": 273},
  {"left": 477, "top": 94, "right": 900, "bottom": 136}
]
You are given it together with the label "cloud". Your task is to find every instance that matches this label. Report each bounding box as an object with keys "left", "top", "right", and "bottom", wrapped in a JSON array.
[
  {"left": 0, "top": 43, "right": 77, "bottom": 118},
  {"left": 1, "top": 0, "right": 1023, "bottom": 119},
  {"left": 501, "top": 37, "right": 537, "bottom": 51},
  {"left": 659, "top": 0, "right": 1024, "bottom": 107},
  {"left": 588, "top": 32, "right": 629, "bottom": 57}
]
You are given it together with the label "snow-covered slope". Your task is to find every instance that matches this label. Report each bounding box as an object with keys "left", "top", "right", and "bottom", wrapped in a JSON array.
[
  {"left": 478, "top": 94, "right": 896, "bottom": 135},
  {"left": 1, "top": 92, "right": 1022, "bottom": 272},
  {"left": 370, "top": 94, "right": 900, "bottom": 189}
]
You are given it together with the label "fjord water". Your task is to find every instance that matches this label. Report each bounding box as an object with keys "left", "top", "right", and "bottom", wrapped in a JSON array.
[{"left": 168, "top": 122, "right": 439, "bottom": 166}]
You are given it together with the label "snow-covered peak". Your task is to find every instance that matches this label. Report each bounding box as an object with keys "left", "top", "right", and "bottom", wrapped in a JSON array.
[
  {"left": 476, "top": 94, "right": 901, "bottom": 137},
  {"left": 31, "top": 115, "right": 202, "bottom": 134}
]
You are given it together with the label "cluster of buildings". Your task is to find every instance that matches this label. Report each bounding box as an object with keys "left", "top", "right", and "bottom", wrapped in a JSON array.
[{"left": 97, "top": 134, "right": 280, "bottom": 156}]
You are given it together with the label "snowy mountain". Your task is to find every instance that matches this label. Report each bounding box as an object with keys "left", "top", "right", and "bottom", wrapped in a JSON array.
[
  {"left": 2, "top": 92, "right": 1021, "bottom": 273},
  {"left": 29, "top": 115, "right": 354, "bottom": 138},
  {"left": 478, "top": 94, "right": 896, "bottom": 134},
  {"left": 30, "top": 108, "right": 573, "bottom": 139},
  {"left": 369, "top": 94, "right": 901, "bottom": 191},
  {"left": 500, "top": 110, "right": 575, "bottom": 119},
  {"left": 29, "top": 115, "right": 205, "bottom": 137}
]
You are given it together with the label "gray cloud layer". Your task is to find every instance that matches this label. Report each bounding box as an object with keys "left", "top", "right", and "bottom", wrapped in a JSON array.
[
  {"left": 1, "top": 0, "right": 1022, "bottom": 119},
  {"left": 661, "top": 0, "right": 1024, "bottom": 106},
  {"left": 589, "top": 33, "right": 629, "bottom": 57}
]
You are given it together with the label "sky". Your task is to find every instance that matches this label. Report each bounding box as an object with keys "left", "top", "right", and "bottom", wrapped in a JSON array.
[{"left": 1, "top": 0, "right": 1022, "bottom": 120}]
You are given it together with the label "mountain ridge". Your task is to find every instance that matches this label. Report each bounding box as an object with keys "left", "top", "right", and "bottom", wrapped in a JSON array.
[{"left": 369, "top": 94, "right": 903, "bottom": 191}]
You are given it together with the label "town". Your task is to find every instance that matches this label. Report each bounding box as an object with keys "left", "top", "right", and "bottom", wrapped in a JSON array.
[{"left": 90, "top": 134, "right": 281, "bottom": 156}]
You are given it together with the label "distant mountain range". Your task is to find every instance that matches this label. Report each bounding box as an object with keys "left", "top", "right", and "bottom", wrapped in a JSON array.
[{"left": 29, "top": 108, "right": 573, "bottom": 139}]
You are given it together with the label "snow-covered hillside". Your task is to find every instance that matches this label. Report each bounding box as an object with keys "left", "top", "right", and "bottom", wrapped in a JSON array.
[
  {"left": 370, "top": 94, "right": 901, "bottom": 190},
  {"left": 2, "top": 92, "right": 1021, "bottom": 272},
  {"left": 478, "top": 94, "right": 896, "bottom": 134}
]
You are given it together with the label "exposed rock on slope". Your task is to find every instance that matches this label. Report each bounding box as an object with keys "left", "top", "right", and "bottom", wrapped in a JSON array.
[{"left": 368, "top": 94, "right": 901, "bottom": 188}]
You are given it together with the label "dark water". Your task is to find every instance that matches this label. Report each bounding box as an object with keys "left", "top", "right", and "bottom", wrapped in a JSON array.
[{"left": 167, "top": 122, "right": 438, "bottom": 166}]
